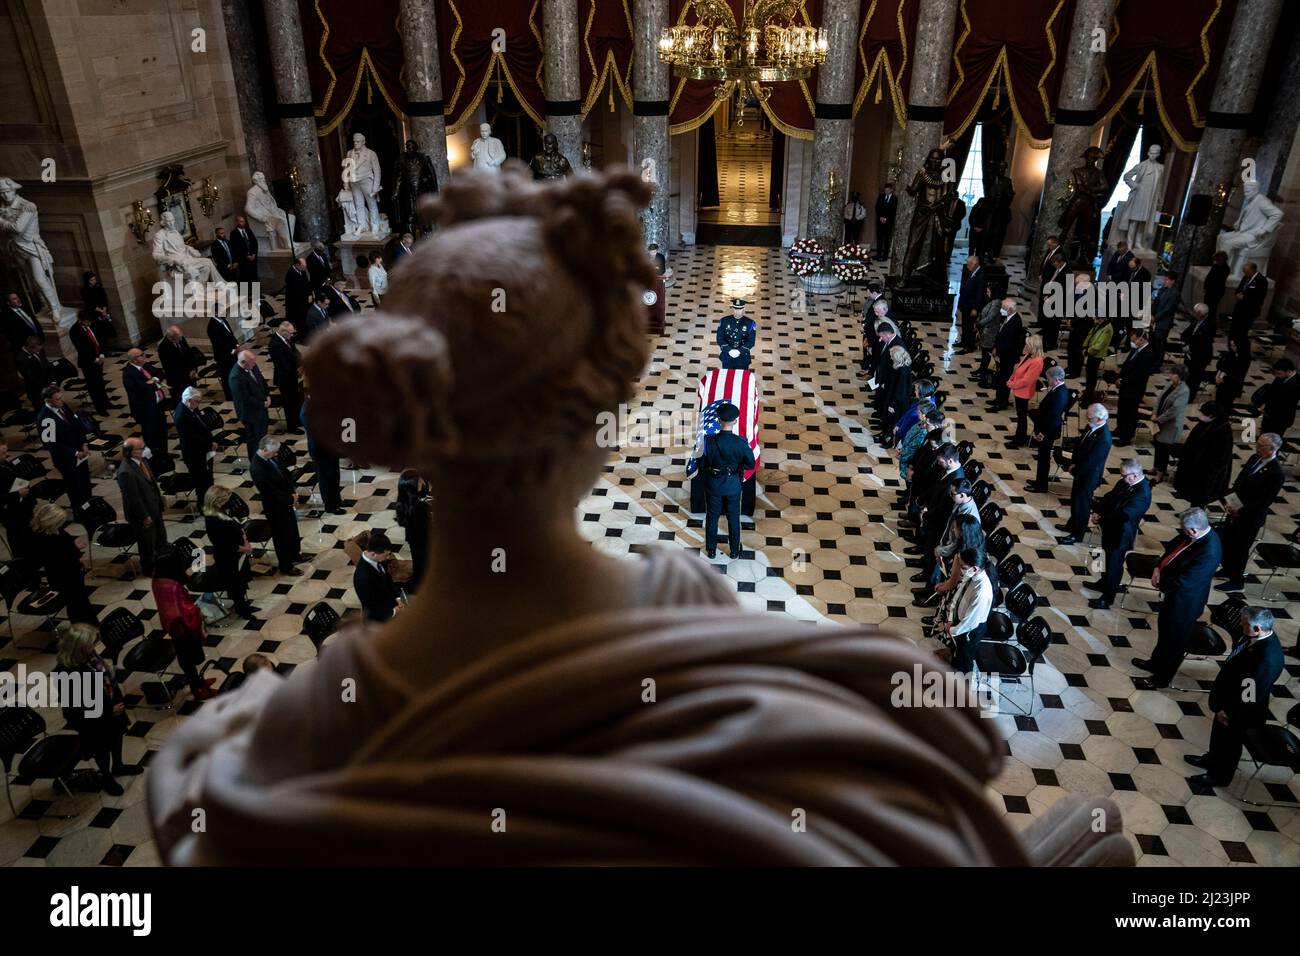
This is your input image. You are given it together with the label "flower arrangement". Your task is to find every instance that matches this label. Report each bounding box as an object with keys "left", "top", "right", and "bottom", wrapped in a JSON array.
[
  {"left": 787, "top": 237, "right": 827, "bottom": 277},
  {"left": 831, "top": 244, "right": 872, "bottom": 282}
]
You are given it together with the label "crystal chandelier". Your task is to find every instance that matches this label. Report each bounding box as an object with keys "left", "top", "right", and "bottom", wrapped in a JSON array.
[{"left": 659, "top": 1, "right": 828, "bottom": 123}]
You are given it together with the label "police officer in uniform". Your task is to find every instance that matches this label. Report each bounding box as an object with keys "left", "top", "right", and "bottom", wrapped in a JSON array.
[
  {"left": 716, "top": 298, "right": 756, "bottom": 370},
  {"left": 702, "top": 402, "right": 755, "bottom": 559}
]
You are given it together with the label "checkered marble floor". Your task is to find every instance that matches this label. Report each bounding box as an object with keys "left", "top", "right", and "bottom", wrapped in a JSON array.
[{"left": 2, "top": 244, "right": 1298, "bottom": 867}]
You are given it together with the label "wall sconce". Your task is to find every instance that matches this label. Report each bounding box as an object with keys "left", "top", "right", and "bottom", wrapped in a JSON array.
[
  {"left": 128, "top": 200, "right": 154, "bottom": 245},
  {"left": 581, "top": 142, "right": 593, "bottom": 169},
  {"left": 197, "top": 176, "right": 220, "bottom": 218},
  {"left": 1213, "top": 181, "right": 1230, "bottom": 212},
  {"left": 288, "top": 163, "right": 306, "bottom": 204}
]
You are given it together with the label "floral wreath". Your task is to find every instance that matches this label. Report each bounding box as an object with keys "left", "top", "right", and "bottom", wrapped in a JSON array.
[
  {"left": 831, "top": 244, "right": 872, "bottom": 282},
  {"left": 788, "top": 237, "right": 827, "bottom": 277}
]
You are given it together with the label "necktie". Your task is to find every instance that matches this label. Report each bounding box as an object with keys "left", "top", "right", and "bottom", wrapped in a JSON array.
[
  {"left": 18, "top": 309, "right": 36, "bottom": 333},
  {"left": 85, "top": 326, "right": 98, "bottom": 352},
  {"left": 140, "top": 460, "right": 152, "bottom": 482},
  {"left": 1157, "top": 538, "right": 1192, "bottom": 572}
]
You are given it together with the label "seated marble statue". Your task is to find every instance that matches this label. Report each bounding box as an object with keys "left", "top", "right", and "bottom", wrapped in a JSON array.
[
  {"left": 151, "top": 210, "right": 230, "bottom": 286},
  {"left": 147, "top": 167, "right": 1133, "bottom": 867},
  {"left": 1217, "top": 180, "right": 1283, "bottom": 277},
  {"left": 244, "top": 171, "right": 295, "bottom": 250}
]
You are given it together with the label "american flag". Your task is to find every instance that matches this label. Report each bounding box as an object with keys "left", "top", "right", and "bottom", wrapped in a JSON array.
[{"left": 689, "top": 368, "right": 761, "bottom": 480}]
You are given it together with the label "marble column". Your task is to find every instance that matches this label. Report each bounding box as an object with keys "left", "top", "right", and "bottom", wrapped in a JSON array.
[
  {"left": 1030, "top": 0, "right": 1118, "bottom": 276},
  {"left": 1172, "top": 0, "right": 1286, "bottom": 272},
  {"left": 889, "top": 0, "right": 960, "bottom": 268},
  {"left": 1252, "top": 22, "right": 1300, "bottom": 197},
  {"left": 399, "top": 0, "right": 451, "bottom": 189},
  {"left": 806, "top": 0, "right": 861, "bottom": 242},
  {"left": 633, "top": 0, "right": 670, "bottom": 250},
  {"left": 543, "top": 0, "right": 583, "bottom": 171},
  {"left": 222, "top": 0, "right": 274, "bottom": 180},
  {"left": 261, "top": 0, "right": 329, "bottom": 241}
]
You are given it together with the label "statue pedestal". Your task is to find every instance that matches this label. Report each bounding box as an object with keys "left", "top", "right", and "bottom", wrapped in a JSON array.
[
  {"left": 338, "top": 233, "right": 392, "bottom": 275},
  {"left": 42, "top": 306, "right": 78, "bottom": 362},
  {"left": 1189, "top": 265, "right": 1276, "bottom": 321},
  {"left": 259, "top": 248, "right": 299, "bottom": 287},
  {"left": 1129, "top": 245, "right": 1162, "bottom": 269}
]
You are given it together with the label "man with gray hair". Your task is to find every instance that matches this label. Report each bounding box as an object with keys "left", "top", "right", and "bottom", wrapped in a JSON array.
[
  {"left": 173, "top": 386, "right": 214, "bottom": 504},
  {"left": 249, "top": 434, "right": 302, "bottom": 576},
  {"left": 1026, "top": 364, "right": 1070, "bottom": 492},
  {"left": 1059, "top": 404, "right": 1112, "bottom": 545},
  {"left": 1217, "top": 432, "right": 1285, "bottom": 593},
  {"left": 1134, "top": 508, "right": 1222, "bottom": 689},
  {"left": 1184, "top": 302, "right": 1215, "bottom": 400},
  {"left": 1086, "top": 458, "right": 1151, "bottom": 609},
  {"left": 116, "top": 436, "right": 168, "bottom": 574},
  {"left": 1186, "top": 605, "right": 1284, "bottom": 789}
]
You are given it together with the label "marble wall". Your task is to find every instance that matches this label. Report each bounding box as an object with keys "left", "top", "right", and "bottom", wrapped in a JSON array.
[{"left": 0, "top": 0, "right": 249, "bottom": 344}]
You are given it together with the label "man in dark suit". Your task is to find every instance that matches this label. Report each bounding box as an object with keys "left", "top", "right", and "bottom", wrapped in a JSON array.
[
  {"left": 1038, "top": 253, "right": 1068, "bottom": 351},
  {"left": 1185, "top": 606, "right": 1285, "bottom": 788},
  {"left": 207, "top": 311, "right": 241, "bottom": 401},
  {"left": 1119, "top": 256, "right": 1152, "bottom": 343},
  {"left": 68, "top": 312, "right": 111, "bottom": 416},
  {"left": 229, "top": 349, "right": 270, "bottom": 461},
  {"left": 306, "top": 243, "right": 332, "bottom": 288},
  {"left": 1134, "top": 508, "right": 1223, "bottom": 689},
  {"left": 1038, "top": 236, "right": 1061, "bottom": 287},
  {"left": 211, "top": 227, "right": 237, "bottom": 282},
  {"left": 115, "top": 436, "right": 168, "bottom": 574},
  {"left": 988, "top": 297, "right": 1025, "bottom": 411},
  {"left": 324, "top": 278, "right": 361, "bottom": 318},
  {"left": 873, "top": 184, "right": 896, "bottom": 261},
  {"left": 1086, "top": 459, "right": 1152, "bottom": 609},
  {"left": 158, "top": 324, "right": 199, "bottom": 399},
  {"left": 16, "top": 336, "right": 53, "bottom": 411},
  {"left": 1230, "top": 263, "right": 1267, "bottom": 351},
  {"left": 301, "top": 398, "right": 344, "bottom": 514},
  {"left": 2, "top": 291, "right": 44, "bottom": 354},
  {"left": 173, "top": 387, "right": 215, "bottom": 505},
  {"left": 1104, "top": 242, "right": 1130, "bottom": 283},
  {"left": 283, "top": 257, "right": 312, "bottom": 334},
  {"left": 1251, "top": 358, "right": 1300, "bottom": 439},
  {"left": 35, "top": 385, "right": 92, "bottom": 514},
  {"left": 857, "top": 284, "right": 890, "bottom": 377},
  {"left": 1183, "top": 302, "right": 1216, "bottom": 400},
  {"left": 249, "top": 435, "right": 302, "bottom": 575},
  {"left": 1026, "top": 366, "right": 1070, "bottom": 492},
  {"left": 354, "top": 530, "right": 404, "bottom": 622},
  {"left": 122, "top": 348, "right": 171, "bottom": 466},
  {"left": 303, "top": 292, "right": 333, "bottom": 342},
  {"left": 905, "top": 442, "right": 963, "bottom": 530},
  {"left": 956, "top": 256, "right": 985, "bottom": 353},
  {"left": 1217, "top": 433, "right": 1286, "bottom": 593},
  {"left": 390, "top": 232, "right": 415, "bottom": 264},
  {"left": 268, "top": 321, "right": 304, "bottom": 435},
  {"left": 1113, "top": 327, "right": 1155, "bottom": 445},
  {"left": 1058, "top": 403, "right": 1113, "bottom": 544},
  {"left": 229, "top": 215, "right": 259, "bottom": 283},
  {"left": 702, "top": 402, "right": 756, "bottom": 559},
  {"left": 1150, "top": 272, "right": 1181, "bottom": 364}
]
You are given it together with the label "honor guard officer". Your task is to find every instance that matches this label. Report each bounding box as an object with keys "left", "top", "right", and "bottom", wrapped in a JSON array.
[
  {"left": 716, "top": 298, "right": 756, "bottom": 370},
  {"left": 703, "top": 402, "right": 755, "bottom": 560}
]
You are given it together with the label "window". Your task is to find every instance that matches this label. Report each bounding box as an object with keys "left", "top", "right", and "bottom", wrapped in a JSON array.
[
  {"left": 1102, "top": 132, "right": 1144, "bottom": 216},
  {"left": 957, "top": 124, "right": 985, "bottom": 210}
]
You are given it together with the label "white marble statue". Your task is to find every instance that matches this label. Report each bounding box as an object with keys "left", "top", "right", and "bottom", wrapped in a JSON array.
[
  {"left": 1217, "top": 180, "right": 1284, "bottom": 278},
  {"left": 1114, "top": 144, "right": 1164, "bottom": 249},
  {"left": 336, "top": 187, "right": 363, "bottom": 238},
  {"left": 342, "top": 133, "right": 383, "bottom": 235},
  {"left": 0, "top": 177, "right": 74, "bottom": 327},
  {"left": 471, "top": 123, "right": 507, "bottom": 174},
  {"left": 244, "top": 171, "right": 295, "bottom": 249},
  {"left": 152, "top": 210, "right": 231, "bottom": 286}
]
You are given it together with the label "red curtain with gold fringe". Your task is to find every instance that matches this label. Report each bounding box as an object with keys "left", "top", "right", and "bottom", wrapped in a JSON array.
[
  {"left": 298, "top": 0, "right": 408, "bottom": 135},
  {"left": 435, "top": 0, "right": 546, "bottom": 133},
  {"left": 942, "top": 0, "right": 1073, "bottom": 145},
  {"left": 853, "top": 0, "right": 918, "bottom": 127},
  {"left": 1093, "top": 0, "right": 1238, "bottom": 151},
  {"left": 581, "top": 0, "right": 635, "bottom": 116}
]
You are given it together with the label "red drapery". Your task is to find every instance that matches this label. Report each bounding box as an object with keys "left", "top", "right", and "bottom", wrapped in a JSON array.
[
  {"left": 1094, "top": 0, "right": 1239, "bottom": 151},
  {"left": 581, "top": 0, "right": 635, "bottom": 116},
  {"left": 943, "top": 0, "right": 1074, "bottom": 145},
  {"left": 852, "top": 0, "right": 918, "bottom": 127},
  {"left": 298, "top": 0, "right": 408, "bottom": 134},
  {"left": 436, "top": 0, "right": 546, "bottom": 133}
]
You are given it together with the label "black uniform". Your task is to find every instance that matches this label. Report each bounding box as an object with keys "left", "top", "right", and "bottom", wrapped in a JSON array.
[
  {"left": 122, "top": 362, "right": 171, "bottom": 465},
  {"left": 36, "top": 403, "right": 92, "bottom": 514},
  {"left": 703, "top": 430, "right": 755, "bottom": 557},
  {"left": 1031, "top": 382, "right": 1071, "bottom": 487},
  {"left": 268, "top": 332, "right": 303, "bottom": 435},
  {"left": 716, "top": 314, "right": 756, "bottom": 370}
]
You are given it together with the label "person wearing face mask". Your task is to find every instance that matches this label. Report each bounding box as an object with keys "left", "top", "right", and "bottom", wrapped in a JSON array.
[
  {"left": 1084, "top": 459, "right": 1151, "bottom": 610},
  {"left": 354, "top": 529, "right": 406, "bottom": 623},
  {"left": 122, "top": 347, "right": 172, "bottom": 467},
  {"left": 174, "top": 387, "right": 215, "bottom": 505},
  {"left": 988, "top": 297, "right": 1025, "bottom": 411},
  {"left": 1185, "top": 606, "right": 1284, "bottom": 790},
  {"left": 116, "top": 436, "right": 168, "bottom": 575},
  {"left": 1113, "top": 328, "right": 1154, "bottom": 446},
  {"left": 937, "top": 547, "right": 993, "bottom": 673},
  {"left": 1132, "top": 507, "right": 1221, "bottom": 690}
]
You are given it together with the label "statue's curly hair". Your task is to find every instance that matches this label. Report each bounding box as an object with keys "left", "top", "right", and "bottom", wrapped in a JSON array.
[{"left": 304, "top": 164, "right": 656, "bottom": 494}]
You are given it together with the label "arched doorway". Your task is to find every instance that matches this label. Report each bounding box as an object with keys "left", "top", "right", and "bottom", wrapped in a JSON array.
[{"left": 696, "top": 99, "right": 783, "bottom": 245}]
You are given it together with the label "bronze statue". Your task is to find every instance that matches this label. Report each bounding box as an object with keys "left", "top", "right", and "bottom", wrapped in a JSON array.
[
  {"left": 529, "top": 133, "right": 573, "bottom": 181},
  {"left": 392, "top": 139, "right": 439, "bottom": 236},
  {"left": 902, "top": 148, "right": 960, "bottom": 282},
  {"left": 1058, "top": 146, "right": 1109, "bottom": 264},
  {"left": 984, "top": 160, "right": 1015, "bottom": 259}
]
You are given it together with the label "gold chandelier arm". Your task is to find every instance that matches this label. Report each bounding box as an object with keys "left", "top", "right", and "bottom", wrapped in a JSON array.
[
  {"left": 752, "top": 0, "right": 802, "bottom": 27},
  {"left": 692, "top": 0, "right": 737, "bottom": 28}
]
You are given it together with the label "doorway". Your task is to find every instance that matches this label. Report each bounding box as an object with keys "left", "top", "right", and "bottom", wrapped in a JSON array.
[{"left": 697, "top": 99, "right": 783, "bottom": 245}]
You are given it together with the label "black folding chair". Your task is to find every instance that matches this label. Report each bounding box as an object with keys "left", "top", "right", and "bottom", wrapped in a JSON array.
[
  {"left": 997, "top": 553, "right": 1028, "bottom": 591},
  {"left": 303, "top": 602, "right": 341, "bottom": 657},
  {"left": 1118, "top": 552, "right": 1160, "bottom": 609},
  {"left": 0, "top": 707, "right": 83, "bottom": 819},
  {"left": 1004, "top": 581, "right": 1039, "bottom": 623},
  {"left": 1237, "top": 702, "right": 1300, "bottom": 807},
  {"left": 98, "top": 608, "right": 178, "bottom": 709},
  {"left": 1251, "top": 541, "right": 1300, "bottom": 603},
  {"left": 975, "top": 617, "right": 1051, "bottom": 716},
  {"left": 956, "top": 440, "right": 975, "bottom": 466},
  {"left": 963, "top": 460, "right": 983, "bottom": 484},
  {"left": 985, "top": 527, "right": 1015, "bottom": 563},
  {"left": 979, "top": 501, "right": 1004, "bottom": 534}
]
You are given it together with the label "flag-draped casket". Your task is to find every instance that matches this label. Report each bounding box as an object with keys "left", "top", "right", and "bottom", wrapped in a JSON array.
[{"left": 688, "top": 368, "right": 761, "bottom": 517}]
